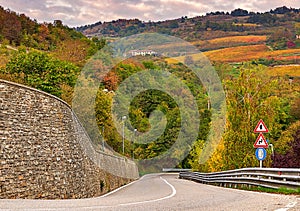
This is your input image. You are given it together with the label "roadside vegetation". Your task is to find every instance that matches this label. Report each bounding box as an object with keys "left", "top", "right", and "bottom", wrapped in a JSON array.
[{"left": 240, "top": 186, "right": 300, "bottom": 195}]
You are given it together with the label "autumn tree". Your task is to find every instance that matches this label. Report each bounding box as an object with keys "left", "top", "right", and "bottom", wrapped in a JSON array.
[
  {"left": 102, "top": 71, "right": 119, "bottom": 91},
  {"left": 0, "top": 11, "right": 22, "bottom": 44},
  {"left": 272, "top": 121, "right": 300, "bottom": 167},
  {"left": 204, "top": 63, "right": 290, "bottom": 171},
  {"left": 267, "top": 28, "right": 294, "bottom": 50}
]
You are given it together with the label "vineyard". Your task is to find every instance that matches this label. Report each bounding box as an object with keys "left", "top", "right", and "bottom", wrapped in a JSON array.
[
  {"left": 166, "top": 44, "right": 300, "bottom": 63},
  {"left": 267, "top": 65, "right": 300, "bottom": 77},
  {"left": 192, "top": 35, "right": 267, "bottom": 50}
]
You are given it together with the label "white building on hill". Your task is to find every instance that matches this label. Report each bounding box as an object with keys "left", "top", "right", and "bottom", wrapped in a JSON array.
[{"left": 127, "top": 50, "right": 158, "bottom": 57}]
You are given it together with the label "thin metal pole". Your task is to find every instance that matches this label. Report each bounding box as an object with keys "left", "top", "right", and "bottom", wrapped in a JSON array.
[
  {"left": 102, "top": 126, "right": 104, "bottom": 151},
  {"left": 133, "top": 129, "right": 137, "bottom": 159},
  {"left": 132, "top": 136, "right": 134, "bottom": 160},
  {"left": 269, "top": 144, "right": 274, "bottom": 157},
  {"left": 122, "top": 121, "right": 125, "bottom": 154},
  {"left": 260, "top": 160, "right": 263, "bottom": 168},
  {"left": 122, "top": 116, "right": 126, "bottom": 154}
]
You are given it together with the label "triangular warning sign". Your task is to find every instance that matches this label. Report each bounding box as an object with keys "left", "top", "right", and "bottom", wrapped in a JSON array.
[
  {"left": 254, "top": 119, "right": 269, "bottom": 133},
  {"left": 253, "top": 133, "right": 268, "bottom": 148}
]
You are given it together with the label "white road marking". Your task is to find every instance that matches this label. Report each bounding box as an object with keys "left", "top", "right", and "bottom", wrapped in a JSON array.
[
  {"left": 100, "top": 173, "right": 160, "bottom": 198},
  {"left": 71, "top": 176, "right": 177, "bottom": 209},
  {"left": 99, "top": 178, "right": 139, "bottom": 198},
  {"left": 116, "top": 176, "right": 177, "bottom": 206},
  {"left": 11, "top": 175, "right": 177, "bottom": 210}
]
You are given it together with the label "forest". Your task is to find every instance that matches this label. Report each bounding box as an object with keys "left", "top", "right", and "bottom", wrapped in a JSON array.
[{"left": 0, "top": 6, "right": 299, "bottom": 172}]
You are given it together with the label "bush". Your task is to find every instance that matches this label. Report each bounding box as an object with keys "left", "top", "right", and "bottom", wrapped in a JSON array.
[{"left": 2, "top": 50, "right": 79, "bottom": 98}]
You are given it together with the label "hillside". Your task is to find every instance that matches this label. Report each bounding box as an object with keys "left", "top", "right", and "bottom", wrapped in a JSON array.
[
  {"left": 0, "top": 6, "right": 105, "bottom": 103},
  {"left": 78, "top": 7, "right": 300, "bottom": 47},
  {"left": 78, "top": 7, "right": 300, "bottom": 67},
  {"left": 0, "top": 6, "right": 299, "bottom": 172}
]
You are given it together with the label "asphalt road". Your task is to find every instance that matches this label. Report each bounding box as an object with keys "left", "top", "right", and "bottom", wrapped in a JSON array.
[{"left": 0, "top": 173, "right": 299, "bottom": 211}]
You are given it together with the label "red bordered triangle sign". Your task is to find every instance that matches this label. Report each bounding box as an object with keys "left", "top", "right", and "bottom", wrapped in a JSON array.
[
  {"left": 253, "top": 133, "right": 268, "bottom": 148},
  {"left": 254, "top": 119, "right": 269, "bottom": 133}
]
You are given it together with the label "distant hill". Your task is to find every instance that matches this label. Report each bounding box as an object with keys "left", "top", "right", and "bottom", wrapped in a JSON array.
[{"left": 77, "top": 6, "right": 300, "bottom": 42}]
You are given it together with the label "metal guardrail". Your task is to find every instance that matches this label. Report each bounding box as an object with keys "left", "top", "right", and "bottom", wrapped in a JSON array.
[
  {"left": 162, "top": 168, "right": 191, "bottom": 172},
  {"left": 179, "top": 168, "right": 300, "bottom": 190}
]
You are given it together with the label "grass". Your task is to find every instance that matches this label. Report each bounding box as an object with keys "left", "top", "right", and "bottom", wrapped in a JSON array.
[{"left": 240, "top": 186, "right": 300, "bottom": 195}]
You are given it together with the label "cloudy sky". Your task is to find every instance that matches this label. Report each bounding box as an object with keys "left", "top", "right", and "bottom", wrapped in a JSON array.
[{"left": 0, "top": 0, "right": 300, "bottom": 27}]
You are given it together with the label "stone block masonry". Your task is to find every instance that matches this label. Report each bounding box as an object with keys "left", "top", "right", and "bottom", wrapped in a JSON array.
[{"left": 0, "top": 79, "right": 139, "bottom": 199}]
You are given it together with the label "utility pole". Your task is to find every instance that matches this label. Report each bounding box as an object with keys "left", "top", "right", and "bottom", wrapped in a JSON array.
[
  {"left": 133, "top": 129, "right": 137, "bottom": 159},
  {"left": 122, "top": 116, "right": 127, "bottom": 154},
  {"left": 102, "top": 126, "right": 105, "bottom": 151}
]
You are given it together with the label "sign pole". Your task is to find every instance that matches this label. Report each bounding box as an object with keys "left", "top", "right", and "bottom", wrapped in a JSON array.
[
  {"left": 254, "top": 119, "right": 269, "bottom": 169},
  {"left": 260, "top": 160, "right": 262, "bottom": 168}
]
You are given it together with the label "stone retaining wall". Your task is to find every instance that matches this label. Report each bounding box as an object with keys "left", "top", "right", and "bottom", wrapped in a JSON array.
[{"left": 0, "top": 79, "right": 139, "bottom": 199}]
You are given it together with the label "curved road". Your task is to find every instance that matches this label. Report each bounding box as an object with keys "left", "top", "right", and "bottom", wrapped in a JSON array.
[{"left": 0, "top": 173, "right": 299, "bottom": 211}]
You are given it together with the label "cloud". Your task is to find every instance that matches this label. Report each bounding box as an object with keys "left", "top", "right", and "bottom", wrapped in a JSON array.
[{"left": 0, "top": 0, "right": 299, "bottom": 27}]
